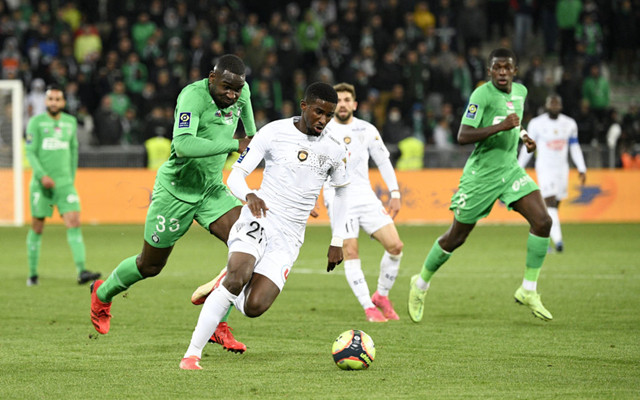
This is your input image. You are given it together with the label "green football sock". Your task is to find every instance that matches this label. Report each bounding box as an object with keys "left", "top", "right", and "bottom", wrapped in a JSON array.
[
  {"left": 26, "top": 229, "right": 42, "bottom": 277},
  {"left": 420, "top": 239, "right": 451, "bottom": 283},
  {"left": 97, "top": 255, "right": 144, "bottom": 302},
  {"left": 66, "top": 227, "right": 86, "bottom": 274},
  {"left": 220, "top": 306, "right": 233, "bottom": 323},
  {"left": 523, "top": 233, "right": 550, "bottom": 282}
]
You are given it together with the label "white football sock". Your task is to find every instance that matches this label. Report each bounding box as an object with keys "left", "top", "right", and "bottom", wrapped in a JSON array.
[
  {"left": 415, "top": 275, "right": 430, "bottom": 291},
  {"left": 344, "top": 259, "right": 374, "bottom": 309},
  {"left": 233, "top": 285, "right": 248, "bottom": 316},
  {"left": 547, "top": 207, "right": 562, "bottom": 245},
  {"left": 184, "top": 285, "right": 236, "bottom": 358},
  {"left": 522, "top": 278, "right": 537, "bottom": 291},
  {"left": 376, "top": 251, "right": 402, "bottom": 296}
]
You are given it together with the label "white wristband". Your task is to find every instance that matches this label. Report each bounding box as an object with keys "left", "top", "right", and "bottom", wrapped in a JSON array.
[
  {"left": 519, "top": 128, "right": 528, "bottom": 140},
  {"left": 330, "top": 236, "right": 343, "bottom": 247},
  {"left": 390, "top": 190, "right": 401, "bottom": 199}
]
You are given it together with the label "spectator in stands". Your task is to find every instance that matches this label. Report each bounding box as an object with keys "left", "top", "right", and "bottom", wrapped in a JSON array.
[
  {"left": 523, "top": 55, "right": 552, "bottom": 116},
  {"left": 612, "top": 0, "right": 637, "bottom": 82},
  {"left": 122, "top": 107, "right": 143, "bottom": 145},
  {"left": 93, "top": 95, "right": 123, "bottom": 146},
  {"left": 556, "top": 0, "right": 582, "bottom": 67},
  {"left": 458, "top": 0, "right": 486, "bottom": 53},
  {"left": 24, "top": 77, "right": 46, "bottom": 121},
  {"left": 582, "top": 63, "right": 610, "bottom": 140},
  {"left": 73, "top": 21, "right": 102, "bottom": 64},
  {"left": 575, "top": 12, "right": 604, "bottom": 72},
  {"left": 131, "top": 12, "right": 156, "bottom": 55},
  {"left": 575, "top": 99, "right": 598, "bottom": 145},
  {"left": 142, "top": 105, "right": 172, "bottom": 142},
  {"left": 413, "top": 1, "right": 436, "bottom": 35},
  {"left": 382, "top": 106, "right": 412, "bottom": 164},
  {"left": 297, "top": 9, "right": 324, "bottom": 69},
  {"left": 107, "top": 80, "right": 132, "bottom": 118},
  {"left": 122, "top": 52, "right": 148, "bottom": 106}
]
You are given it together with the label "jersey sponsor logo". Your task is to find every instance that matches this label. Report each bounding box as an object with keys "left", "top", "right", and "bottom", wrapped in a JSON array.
[
  {"left": 492, "top": 116, "right": 506, "bottom": 125},
  {"left": 237, "top": 147, "right": 249, "bottom": 163},
  {"left": 546, "top": 139, "right": 566, "bottom": 151},
  {"left": 298, "top": 150, "right": 308, "bottom": 161},
  {"left": 42, "top": 137, "right": 70, "bottom": 150},
  {"left": 344, "top": 136, "right": 351, "bottom": 144},
  {"left": 465, "top": 104, "right": 478, "bottom": 119},
  {"left": 215, "top": 109, "right": 235, "bottom": 125},
  {"left": 178, "top": 112, "right": 191, "bottom": 128}
]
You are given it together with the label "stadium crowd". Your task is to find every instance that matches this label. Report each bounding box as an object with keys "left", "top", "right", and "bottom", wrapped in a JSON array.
[{"left": 3, "top": 0, "right": 640, "bottom": 167}]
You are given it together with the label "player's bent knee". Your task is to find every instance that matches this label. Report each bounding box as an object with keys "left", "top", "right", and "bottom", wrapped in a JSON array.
[
  {"left": 243, "top": 299, "right": 269, "bottom": 318},
  {"left": 387, "top": 240, "right": 403, "bottom": 255}
]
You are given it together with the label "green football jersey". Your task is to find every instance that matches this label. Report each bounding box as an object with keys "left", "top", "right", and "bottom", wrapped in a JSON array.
[
  {"left": 156, "top": 78, "right": 256, "bottom": 203},
  {"left": 25, "top": 112, "right": 78, "bottom": 187},
  {"left": 460, "top": 81, "right": 528, "bottom": 178}
]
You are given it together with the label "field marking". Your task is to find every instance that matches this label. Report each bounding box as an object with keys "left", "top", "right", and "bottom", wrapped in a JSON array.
[{"left": 291, "top": 267, "right": 639, "bottom": 280}]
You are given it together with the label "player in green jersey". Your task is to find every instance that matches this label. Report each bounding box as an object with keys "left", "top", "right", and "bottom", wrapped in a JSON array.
[
  {"left": 90, "top": 55, "right": 255, "bottom": 352},
  {"left": 408, "top": 48, "right": 554, "bottom": 322},
  {"left": 25, "top": 84, "right": 101, "bottom": 286}
]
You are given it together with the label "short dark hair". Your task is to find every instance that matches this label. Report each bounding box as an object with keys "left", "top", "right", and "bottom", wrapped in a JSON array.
[
  {"left": 304, "top": 82, "right": 338, "bottom": 104},
  {"left": 488, "top": 48, "right": 518, "bottom": 66},
  {"left": 45, "top": 83, "right": 65, "bottom": 98},
  {"left": 214, "top": 54, "right": 246, "bottom": 75}
]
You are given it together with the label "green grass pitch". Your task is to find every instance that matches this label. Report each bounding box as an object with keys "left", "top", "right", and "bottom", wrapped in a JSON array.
[{"left": 1, "top": 223, "right": 638, "bottom": 399}]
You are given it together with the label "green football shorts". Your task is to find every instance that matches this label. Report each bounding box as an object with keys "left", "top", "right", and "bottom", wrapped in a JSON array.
[
  {"left": 450, "top": 166, "right": 539, "bottom": 224},
  {"left": 143, "top": 180, "right": 242, "bottom": 248},
  {"left": 30, "top": 183, "right": 81, "bottom": 218}
]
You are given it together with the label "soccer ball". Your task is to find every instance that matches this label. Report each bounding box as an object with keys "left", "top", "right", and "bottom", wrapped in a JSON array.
[{"left": 331, "top": 329, "right": 375, "bottom": 370}]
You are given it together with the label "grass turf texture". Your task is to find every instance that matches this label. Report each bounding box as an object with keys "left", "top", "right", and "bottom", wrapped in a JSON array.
[{"left": 0, "top": 223, "right": 638, "bottom": 399}]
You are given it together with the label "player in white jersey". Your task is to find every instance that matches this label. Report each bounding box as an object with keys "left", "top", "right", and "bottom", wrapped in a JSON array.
[
  {"left": 321, "top": 83, "right": 403, "bottom": 323},
  {"left": 518, "top": 94, "right": 586, "bottom": 253},
  {"left": 180, "top": 82, "right": 350, "bottom": 370}
]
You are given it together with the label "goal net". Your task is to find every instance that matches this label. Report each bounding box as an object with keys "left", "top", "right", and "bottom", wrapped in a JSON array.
[{"left": 0, "top": 80, "right": 24, "bottom": 226}]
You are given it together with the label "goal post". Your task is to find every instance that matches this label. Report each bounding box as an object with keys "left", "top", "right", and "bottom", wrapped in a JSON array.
[{"left": 0, "top": 80, "right": 24, "bottom": 226}]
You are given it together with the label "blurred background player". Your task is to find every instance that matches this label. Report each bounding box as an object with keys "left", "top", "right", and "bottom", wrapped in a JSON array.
[
  {"left": 90, "top": 55, "right": 255, "bottom": 354},
  {"left": 518, "top": 94, "right": 587, "bottom": 253},
  {"left": 181, "top": 82, "right": 349, "bottom": 370},
  {"left": 25, "top": 84, "right": 101, "bottom": 286},
  {"left": 322, "top": 82, "right": 403, "bottom": 322},
  {"left": 408, "top": 48, "right": 554, "bottom": 323}
]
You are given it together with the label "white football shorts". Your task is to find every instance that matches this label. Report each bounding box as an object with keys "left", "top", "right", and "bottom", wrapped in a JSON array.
[
  {"left": 341, "top": 197, "right": 394, "bottom": 240},
  {"left": 536, "top": 167, "right": 569, "bottom": 200},
  {"left": 227, "top": 205, "right": 300, "bottom": 291}
]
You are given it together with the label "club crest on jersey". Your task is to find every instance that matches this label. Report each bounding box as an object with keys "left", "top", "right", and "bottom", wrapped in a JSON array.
[
  {"left": 344, "top": 136, "right": 351, "bottom": 144},
  {"left": 178, "top": 112, "right": 191, "bottom": 128},
  {"left": 466, "top": 104, "right": 478, "bottom": 119},
  {"left": 151, "top": 232, "right": 160, "bottom": 243},
  {"left": 298, "top": 150, "right": 308, "bottom": 161},
  {"left": 506, "top": 101, "right": 514, "bottom": 111}
]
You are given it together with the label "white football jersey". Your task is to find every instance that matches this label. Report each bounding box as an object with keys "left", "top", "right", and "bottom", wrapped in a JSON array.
[
  {"left": 325, "top": 117, "right": 391, "bottom": 203},
  {"left": 233, "top": 117, "right": 349, "bottom": 241},
  {"left": 522, "top": 113, "right": 579, "bottom": 172}
]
